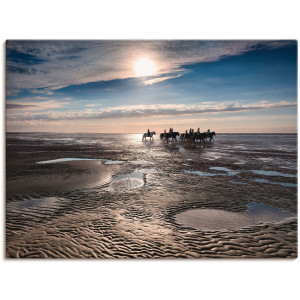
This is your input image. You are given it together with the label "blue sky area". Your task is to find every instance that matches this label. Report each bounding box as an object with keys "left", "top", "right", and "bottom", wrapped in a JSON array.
[{"left": 6, "top": 40, "right": 297, "bottom": 133}]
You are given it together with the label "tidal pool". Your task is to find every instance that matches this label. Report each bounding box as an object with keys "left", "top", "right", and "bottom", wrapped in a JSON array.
[
  {"left": 109, "top": 171, "right": 144, "bottom": 191},
  {"left": 209, "top": 167, "right": 239, "bottom": 176},
  {"left": 184, "top": 170, "right": 218, "bottom": 177},
  {"left": 229, "top": 181, "right": 246, "bottom": 184},
  {"left": 184, "top": 168, "right": 239, "bottom": 177},
  {"left": 250, "top": 170, "right": 297, "bottom": 178},
  {"left": 104, "top": 160, "right": 124, "bottom": 165},
  {"left": 252, "top": 178, "right": 297, "bottom": 188},
  {"left": 175, "top": 203, "right": 294, "bottom": 231},
  {"left": 37, "top": 158, "right": 123, "bottom": 165},
  {"left": 37, "top": 158, "right": 101, "bottom": 164},
  {"left": 234, "top": 161, "right": 246, "bottom": 165}
]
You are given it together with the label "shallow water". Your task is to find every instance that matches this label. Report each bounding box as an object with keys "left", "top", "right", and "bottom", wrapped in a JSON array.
[
  {"left": 252, "top": 178, "right": 297, "bottom": 188},
  {"left": 104, "top": 160, "right": 124, "bottom": 165},
  {"left": 109, "top": 171, "right": 144, "bottom": 191},
  {"left": 184, "top": 170, "right": 218, "bottom": 177},
  {"left": 229, "top": 181, "right": 246, "bottom": 184},
  {"left": 209, "top": 166, "right": 239, "bottom": 176},
  {"left": 250, "top": 170, "right": 296, "bottom": 178},
  {"left": 37, "top": 158, "right": 102, "bottom": 164},
  {"left": 175, "top": 203, "right": 295, "bottom": 231},
  {"left": 37, "top": 157, "right": 123, "bottom": 165}
]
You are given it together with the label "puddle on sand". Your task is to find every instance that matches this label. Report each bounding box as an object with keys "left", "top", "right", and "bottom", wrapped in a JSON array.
[
  {"left": 233, "top": 145, "right": 246, "bottom": 149},
  {"left": 104, "top": 160, "right": 123, "bottom": 165},
  {"left": 139, "top": 168, "right": 161, "bottom": 174},
  {"left": 202, "top": 151, "right": 225, "bottom": 161},
  {"left": 230, "top": 181, "right": 246, "bottom": 184},
  {"left": 184, "top": 167, "right": 239, "bottom": 177},
  {"left": 257, "top": 157, "right": 273, "bottom": 162},
  {"left": 37, "top": 158, "right": 101, "bottom": 164},
  {"left": 175, "top": 202, "right": 294, "bottom": 231},
  {"left": 209, "top": 167, "right": 239, "bottom": 176},
  {"left": 37, "top": 158, "right": 123, "bottom": 165},
  {"left": 109, "top": 171, "right": 144, "bottom": 191},
  {"left": 251, "top": 170, "right": 297, "bottom": 178},
  {"left": 184, "top": 170, "right": 218, "bottom": 177},
  {"left": 129, "top": 160, "right": 155, "bottom": 165},
  {"left": 252, "top": 179, "right": 297, "bottom": 188},
  {"left": 234, "top": 161, "right": 245, "bottom": 165},
  {"left": 178, "top": 145, "right": 188, "bottom": 154}
]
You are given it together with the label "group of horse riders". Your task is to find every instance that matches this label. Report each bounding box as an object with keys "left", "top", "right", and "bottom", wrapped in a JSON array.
[
  {"left": 144, "top": 127, "right": 215, "bottom": 142},
  {"left": 179, "top": 128, "right": 214, "bottom": 142},
  {"left": 183, "top": 128, "right": 210, "bottom": 135}
]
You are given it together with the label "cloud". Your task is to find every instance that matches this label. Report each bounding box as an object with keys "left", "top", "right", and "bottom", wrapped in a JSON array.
[
  {"left": 6, "top": 100, "right": 69, "bottom": 111},
  {"left": 7, "top": 100, "right": 296, "bottom": 122},
  {"left": 85, "top": 104, "right": 98, "bottom": 107},
  {"left": 6, "top": 40, "right": 295, "bottom": 94},
  {"left": 143, "top": 74, "right": 183, "bottom": 85}
]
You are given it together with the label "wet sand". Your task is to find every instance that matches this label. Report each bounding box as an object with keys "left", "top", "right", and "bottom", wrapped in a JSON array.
[{"left": 6, "top": 133, "right": 297, "bottom": 258}]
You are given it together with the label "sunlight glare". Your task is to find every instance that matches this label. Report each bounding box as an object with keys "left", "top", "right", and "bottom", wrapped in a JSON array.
[{"left": 134, "top": 58, "right": 156, "bottom": 77}]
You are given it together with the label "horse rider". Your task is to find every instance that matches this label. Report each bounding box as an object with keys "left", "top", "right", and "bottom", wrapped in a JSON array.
[
  {"left": 207, "top": 129, "right": 210, "bottom": 134},
  {"left": 147, "top": 129, "right": 150, "bottom": 137},
  {"left": 164, "top": 129, "right": 167, "bottom": 137},
  {"left": 197, "top": 128, "right": 200, "bottom": 134},
  {"left": 169, "top": 127, "right": 173, "bottom": 134},
  {"left": 189, "top": 128, "right": 192, "bottom": 135}
]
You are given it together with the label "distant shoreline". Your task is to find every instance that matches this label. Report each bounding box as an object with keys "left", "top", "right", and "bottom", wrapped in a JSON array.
[{"left": 6, "top": 132, "right": 298, "bottom": 135}]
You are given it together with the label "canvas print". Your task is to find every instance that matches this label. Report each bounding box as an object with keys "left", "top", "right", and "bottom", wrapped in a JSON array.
[{"left": 6, "top": 40, "right": 297, "bottom": 258}]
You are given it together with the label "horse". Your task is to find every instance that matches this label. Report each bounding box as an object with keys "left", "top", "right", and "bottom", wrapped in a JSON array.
[
  {"left": 142, "top": 131, "right": 156, "bottom": 141},
  {"left": 170, "top": 132, "right": 180, "bottom": 141},
  {"left": 194, "top": 132, "right": 207, "bottom": 143},
  {"left": 160, "top": 132, "right": 179, "bottom": 142},
  {"left": 179, "top": 133, "right": 186, "bottom": 141},
  {"left": 207, "top": 131, "right": 216, "bottom": 142},
  {"left": 180, "top": 133, "right": 195, "bottom": 142},
  {"left": 179, "top": 131, "right": 216, "bottom": 143},
  {"left": 196, "top": 132, "right": 215, "bottom": 142}
]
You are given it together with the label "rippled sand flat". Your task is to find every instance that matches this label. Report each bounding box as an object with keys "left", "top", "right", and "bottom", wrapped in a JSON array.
[{"left": 6, "top": 133, "right": 297, "bottom": 258}]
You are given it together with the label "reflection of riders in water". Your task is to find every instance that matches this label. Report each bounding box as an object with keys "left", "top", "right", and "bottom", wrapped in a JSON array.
[{"left": 147, "top": 129, "right": 150, "bottom": 136}]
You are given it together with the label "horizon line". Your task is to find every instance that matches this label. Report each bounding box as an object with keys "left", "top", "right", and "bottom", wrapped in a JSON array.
[{"left": 6, "top": 131, "right": 298, "bottom": 135}]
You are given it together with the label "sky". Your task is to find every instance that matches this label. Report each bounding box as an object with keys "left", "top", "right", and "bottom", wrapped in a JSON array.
[{"left": 6, "top": 40, "right": 297, "bottom": 133}]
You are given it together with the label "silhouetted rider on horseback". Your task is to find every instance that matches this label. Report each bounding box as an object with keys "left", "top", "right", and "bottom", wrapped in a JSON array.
[{"left": 147, "top": 129, "right": 150, "bottom": 137}]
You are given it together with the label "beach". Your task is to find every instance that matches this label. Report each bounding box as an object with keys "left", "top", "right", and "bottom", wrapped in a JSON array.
[{"left": 6, "top": 133, "right": 297, "bottom": 258}]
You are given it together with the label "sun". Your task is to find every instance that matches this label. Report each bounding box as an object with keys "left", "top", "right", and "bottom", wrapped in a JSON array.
[{"left": 134, "top": 58, "right": 156, "bottom": 77}]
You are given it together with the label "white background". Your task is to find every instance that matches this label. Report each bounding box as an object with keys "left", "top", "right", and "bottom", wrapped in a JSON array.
[{"left": 1, "top": 1, "right": 299, "bottom": 299}]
